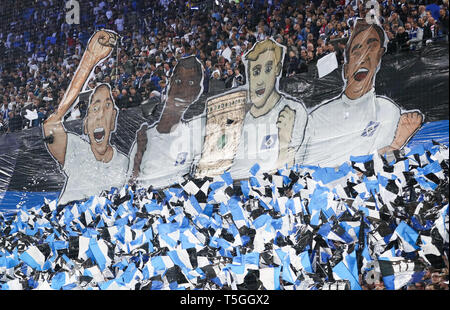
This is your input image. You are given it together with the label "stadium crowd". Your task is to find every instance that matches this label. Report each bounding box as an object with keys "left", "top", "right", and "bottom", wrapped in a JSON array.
[
  {"left": 0, "top": 0, "right": 448, "bottom": 134},
  {"left": 359, "top": 265, "right": 450, "bottom": 290}
]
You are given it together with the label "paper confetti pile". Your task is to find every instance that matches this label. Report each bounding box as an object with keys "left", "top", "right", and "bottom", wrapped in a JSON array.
[{"left": 0, "top": 142, "right": 448, "bottom": 290}]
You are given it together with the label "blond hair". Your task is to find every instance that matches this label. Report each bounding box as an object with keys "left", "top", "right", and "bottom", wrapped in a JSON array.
[{"left": 245, "top": 39, "right": 283, "bottom": 65}]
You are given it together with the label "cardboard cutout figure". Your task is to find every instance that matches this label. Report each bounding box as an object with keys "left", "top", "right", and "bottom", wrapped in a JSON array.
[
  {"left": 43, "top": 30, "right": 128, "bottom": 205},
  {"left": 299, "top": 19, "right": 423, "bottom": 167},
  {"left": 227, "top": 38, "right": 308, "bottom": 180},
  {"left": 128, "top": 56, "right": 205, "bottom": 189}
]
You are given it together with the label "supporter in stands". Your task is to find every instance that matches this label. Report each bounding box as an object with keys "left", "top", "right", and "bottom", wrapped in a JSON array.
[
  {"left": 7, "top": 110, "right": 22, "bottom": 132},
  {"left": 0, "top": 101, "right": 10, "bottom": 125},
  {"left": 117, "top": 88, "right": 130, "bottom": 110},
  {"left": 1, "top": 0, "right": 449, "bottom": 136},
  {"left": 395, "top": 26, "right": 411, "bottom": 51},
  {"left": 407, "top": 20, "right": 424, "bottom": 50},
  {"left": 438, "top": 7, "right": 449, "bottom": 39},
  {"left": 128, "top": 87, "right": 143, "bottom": 108},
  {"left": 423, "top": 16, "right": 440, "bottom": 43}
]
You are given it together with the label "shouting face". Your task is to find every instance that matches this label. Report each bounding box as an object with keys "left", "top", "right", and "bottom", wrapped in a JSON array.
[
  {"left": 344, "top": 26, "right": 384, "bottom": 100},
  {"left": 84, "top": 85, "right": 117, "bottom": 160},
  {"left": 248, "top": 49, "right": 281, "bottom": 109}
]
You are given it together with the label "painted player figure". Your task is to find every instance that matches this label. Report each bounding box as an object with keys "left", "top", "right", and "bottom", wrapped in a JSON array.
[
  {"left": 228, "top": 38, "right": 308, "bottom": 180},
  {"left": 299, "top": 19, "right": 423, "bottom": 167},
  {"left": 43, "top": 30, "right": 128, "bottom": 205},
  {"left": 128, "top": 56, "right": 205, "bottom": 189}
]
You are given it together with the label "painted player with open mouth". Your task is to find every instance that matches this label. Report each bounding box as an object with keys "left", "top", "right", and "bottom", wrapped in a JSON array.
[
  {"left": 299, "top": 19, "right": 424, "bottom": 167},
  {"left": 42, "top": 30, "right": 129, "bottom": 205},
  {"left": 93, "top": 127, "right": 105, "bottom": 143}
]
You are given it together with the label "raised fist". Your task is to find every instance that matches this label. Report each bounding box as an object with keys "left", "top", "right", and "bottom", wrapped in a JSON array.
[
  {"left": 277, "top": 105, "right": 296, "bottom": 147},
  {"left": 391, "top": 111, "right": 424, "bottom": 149},
  {"left": 86, "top": 29, "right": 118, "bottom": 64}
]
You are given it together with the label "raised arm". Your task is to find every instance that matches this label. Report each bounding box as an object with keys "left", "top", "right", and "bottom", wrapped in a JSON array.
[
  {"left": 43, "top": 30, "right": 118, "bottom": 165},
  {"left": 128, "top": 123, "right": 148, "bottom": 184}
]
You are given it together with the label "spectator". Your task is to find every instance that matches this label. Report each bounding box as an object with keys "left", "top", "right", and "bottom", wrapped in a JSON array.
[
  {"left": 395, "top": 26, "right": 410, "bottom": 51},
  {"left": 128, "top": 87, "right": 142, "bottom": 107},
  {"left": 232, "top": 68, "right": 244, "bottom": 88},
  {"left": 286, "top": 50, "right": 300, "bottom": 77},
  {"left": 438, "top": 7, "right": 449, "bottom": 39},
  {"left": 408, "top": 20, "right": 424, "bottom": 50},
  {"left": 1, "top": 101, "right": 10, "bottom": 123},
  {"left": 1, "top": 0, "right": 448, "bottom": 137},
  {"left": 427, "top": 0, "right": 442, "bottom": 22},
  {"left": 209, "top": 69, "right": 225, "bottom": 93},
  {"left": 223, "top": 68, "right": 235, "bottom": 89},
  {"left": 423, "top": 17, "right": 439, "bottom": 44},
  {"left": 7, "top": 110, "right": 23, "bottom": 132},
  {"left": 117, "top": 88, "right": 130, "bottom": 110}
]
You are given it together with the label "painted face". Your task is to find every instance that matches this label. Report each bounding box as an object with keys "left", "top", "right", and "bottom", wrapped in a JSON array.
[
  {"left": 85, "top": 86, "right": 117, "bottom": 158},
  {"left": 344, "top": 27, "right": 383, "bottom": 100},
  {"left": 167, "top": 66, "right": 202, "bottom": 109},
  {"left": 248, "top": 49, "right": 279, "bottom": 108}
]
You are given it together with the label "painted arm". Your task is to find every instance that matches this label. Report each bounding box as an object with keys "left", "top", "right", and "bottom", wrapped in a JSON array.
[
  {"left": 276, "top": 105, "right": 297, "bottom": 169},
  {"left": 43, "top": 30, "right": 118, "bottom": 166},
  {"left": 129, "top": 124, "right": 148, "bottom": 184}
]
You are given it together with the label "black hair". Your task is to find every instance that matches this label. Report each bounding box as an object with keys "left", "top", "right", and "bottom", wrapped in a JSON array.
[
  {"left": 172, "top": 56, "right": 203, "bottom": 76},
  {"left": 344, "top": 20, "right": 386, "bottom": 63}
]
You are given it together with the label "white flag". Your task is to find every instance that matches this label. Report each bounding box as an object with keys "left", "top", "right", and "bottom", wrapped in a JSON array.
[
  {"left": 222, "top": 47, "right": 232, "bottom": 62},
  {"left": 24, "top": 109, "right": 38, "bottom": 121},
  {"left": 317, "top": 52, "right": 338, "bottom": 78}
]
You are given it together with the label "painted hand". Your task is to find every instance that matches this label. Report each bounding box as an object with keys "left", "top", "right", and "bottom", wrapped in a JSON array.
[
  {"left": 276, "top": 105, "right": 296, "bottom": 169},
  {"left": 391, "top": 111, "right": 423, "bottom": 149},
  {"left": 378, "top": 111, "right": 423, "bottom": 155},
  {"left": 277, "top": 105, "right": 296, "bottom": 147},
  {"left": 86, "top": 30, "right": 118, "bottom": 64},
  {"left": 130, "top": 124, "right": 148, "bottom": 183}
]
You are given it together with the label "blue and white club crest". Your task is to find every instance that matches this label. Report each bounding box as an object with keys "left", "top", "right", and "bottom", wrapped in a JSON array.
[
  {"left": 174, "top": 152, "right": 188, "bottom": 166},
  {"left": 261, "top": 134, "right": 277, "bottom": 150},
  {"left": 361, "top": 121, "right": 380, "bottom": 137}
]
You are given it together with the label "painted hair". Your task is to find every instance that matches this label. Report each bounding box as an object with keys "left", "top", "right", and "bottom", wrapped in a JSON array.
[
  {"left": 172, "top": 55, "right": 203, "bottom": 76},
  {"left": 344, "top": 19, "right": 387, "bottom": 64},
  {"left": 245, "top": 38, "right": 283, "bottom": 66}
]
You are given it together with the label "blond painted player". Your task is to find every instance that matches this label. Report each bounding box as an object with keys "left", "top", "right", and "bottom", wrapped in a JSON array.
[{"left": 228, "top": 38, "right": 308, "bottom": 180}]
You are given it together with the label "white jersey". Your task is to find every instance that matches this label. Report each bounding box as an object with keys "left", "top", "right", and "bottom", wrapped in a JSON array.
[
  {"left": 229, "top": 95, "right": 307, "bottom": 180},
  {"left": 130, "top": 116, "right": 205, "bottom": 189},
  {"left": 299, "top": 89, "right": 401, "bottom": 167},
  {"left": 59, "top": 133, "right": 129, "bottom": 205}
]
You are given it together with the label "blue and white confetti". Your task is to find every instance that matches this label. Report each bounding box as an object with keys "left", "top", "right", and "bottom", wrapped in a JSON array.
[{"left": 0, "top": 143, "right": 448, "bottom": 290}]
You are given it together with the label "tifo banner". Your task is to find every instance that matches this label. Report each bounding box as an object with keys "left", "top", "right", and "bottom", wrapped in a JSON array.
[{"left": 0, "top": 25, "right": 449, "bottom": 210}]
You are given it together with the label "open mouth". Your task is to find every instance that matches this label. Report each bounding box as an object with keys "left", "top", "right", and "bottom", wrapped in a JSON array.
[
  {"left": 93, "top": 127, "right": 105, "bottom": 143},
  {"left": 353, "top": 68, "right": 369, "bottom": 82},
  {"left": 174, "top": 97, "right": 188, "bottom": 107},
  {"left": 255, "top": 88, "right": 265, "bottom": 96}
]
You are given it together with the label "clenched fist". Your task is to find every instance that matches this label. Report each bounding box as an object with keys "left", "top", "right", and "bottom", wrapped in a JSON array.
[
  {"left": 86, "top": 29, "right": 118, "bottom": 64},
  {"left": 391, "top": 111, "right": 424, "bottom": 149},
  {"left": 277, "top": 105, "right": 296, "bottom": 147}
]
